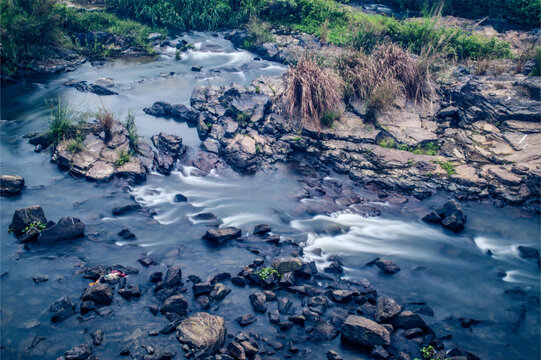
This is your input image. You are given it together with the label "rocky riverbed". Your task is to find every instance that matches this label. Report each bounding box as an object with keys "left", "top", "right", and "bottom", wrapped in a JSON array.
[{"left": 1, "top": 31, "right": 539, "bottom": 360}]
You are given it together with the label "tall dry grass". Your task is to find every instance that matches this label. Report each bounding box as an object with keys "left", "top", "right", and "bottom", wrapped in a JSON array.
[
  {"left": 97, "top": 107, "right": 115, "bottom": 142},
  {"left": 284, "top": 57, "right": 343, "bottom": 131}
]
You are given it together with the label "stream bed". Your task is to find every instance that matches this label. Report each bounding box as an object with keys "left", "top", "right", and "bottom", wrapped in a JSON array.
[{"left": 1, "top": 32, "right": 539, "bottom": 360}]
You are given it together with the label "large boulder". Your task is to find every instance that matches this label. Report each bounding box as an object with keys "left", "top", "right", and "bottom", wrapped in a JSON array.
[
  {"left": 0, "top": 175, "right": 24, "bottom": 196},
  {"left": 144, "top": 101, "right": 199, "bottom": 124},
  {"left": 10, "top": 205, "right": 47, "bottom": 236},
  {"left": 64, "top": 80, "right": 118, "bottom": 96},
  {"left": 202, "top": 227, "right": 242, "bottom": 244},
  {"left": 223, "top": 134, "right": 258, "bottom": 174},
  {"left": 423, "top": 199, "right": 467, "bottom": 232},
  {"left": 176, "top": 312, "right": 226, "bottom": 357},
  {"left": 341, "top": 315, "right": 391, "bottom": 347},
  {"left": 151, "top": 132, "right": 185, "bottom": 175},
  {"left": 38, "top": 217, "right": 85, "bottom": 243},
  {"left": 163, "top": 265, "right": 183, "bottom": 288},
  {"left": 374, "top": 297, "right": 401, "bottom": 323}
]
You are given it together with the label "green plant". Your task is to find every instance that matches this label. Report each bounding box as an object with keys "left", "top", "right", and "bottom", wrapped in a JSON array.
[
  {"left": 175, "top": 49, "right": 181, "bottom": 60},
  {"left": 292, "top": 136, "right": 301, "bottom": 141},
  {"left": 236, "top": 111, "right": 251, "bottom": 124},
  {"left": 47, "top": 98, "right": 77, "bottom": 145},
  {"left": 531, "top": 46, "right": 541, "bottom": 76},
  {"left": 435, "top": 160, "right": 456, "bottom": 175},
  {"left": 379, "top": 138, "right": 395, "bottom": 149},
  {"left": 255, "top": 144, "right": 261, "bottom": 154},
  {"left": 320, "top": 110, "right": 341, "bottom": 128},
  {"left": 123, "top": 111, "right": 139, "bottom": 154},
  {"left": 256, "top": 267, "right": 281, "bottom": 281},
  {"left": 67, "top": 135, "right": 86, "bottom": 153},
  {"left": 413, "top": 344, "right": 452, "bottom": 360},
  {"left": 22, "top": 221, "right": 47, "bottom": 234},
  {"left": 255, "top": 85, "right": 260, "bottom": 93},
  {"left": 115, "top": 148, "right": 131, "bottom": 167}
]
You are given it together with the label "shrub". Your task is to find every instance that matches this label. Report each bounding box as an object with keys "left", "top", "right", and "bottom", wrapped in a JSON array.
[
  {"left": 123, "top": 111, "right": 139, "bottom": 154},
  {"left": 246, "top": 16, "right": 274, "bottom": 46},
  {"left": 97, "top": 107, "right": 115, "bottom": 142},
  {"left": 285, "top": 56, "right": 343, "bottom": 131},
  {"left": 47, "top": 98, "right": 77, "bottom": 145},
  {"left": 256, "top": 267, "right": 281, "bottom": 280},
  {"left": 67, "top": 135, "right": 86, "bottom": 153},
  {"left": 366, "top": 77, "right": 401, "bottom": 122}
]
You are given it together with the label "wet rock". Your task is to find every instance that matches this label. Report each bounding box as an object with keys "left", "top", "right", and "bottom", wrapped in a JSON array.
[
  {"left": 228, "top": 341, "right": 246, "bottom": 360},
  {"left": 424, "top": 200, "right": 467, "bottom": 232},
  {"left": 64, "top": 80, "right": 118, "bottom": 96},
  {"left": 191, "top": 66, "right": 203, "bottom": 72},
  {"left": 236, "top": 313, "right": 257, "bottom": 327},
  {"left": 279, "top": 272, "right": 296, "bottom": 287},
  {"left": 138, "top": 255, "right": 154, "bottom": 267},
  {"left": 459, "top": 317, "right": 481, "bottom": 328},
  {"left": 223, "top": 134, "right": 258, "bottom": 174},
  {"left": 33, "top": 275, "right": 49, "bottom": 284},
  {"left": 174, "top": 193, "right": 188, "bottom": 202},
  {"left": 150, "top": 272, "right": 163, "bottom": 283},
  {"left": 160, "top": 294, "right": 188, "bottom": 315},
  {"left": 371, "top": 345, "right": 389, "bottom": 359},
  {"left": 324, "top": 261, "right": 343, "bottom": 274},
  {"left": 253, "top": 224, "right": 271, "bottom": 235},
  {"left": 289, "top": 315, "right": 305, "bottom": 326},
  {"left": 163, "top": 265, "right": 183, "bottom": 288},
  {"left": 156, "top": 351, "right": 175, "bottom": 360},
  {"left": 120, "top": 349, "right": 130, "bottom": 356},
  {"left": 144, "top": 102, "right": 199, "bottom": 124},
  {"left": 118, "top": 228, "right": 136, "bottom": 239},
  {"left": 269, "top": 309, "right": 280, "bottom": 324},
  {"left": 202, "top": 227, "right": 242, "bottom": 244},
  {"left": 375, "top": 297, "right": 402, "bottom": 323},
  {"left": 391, "top": 311, "right": 426, "bottom": 329},
  {"left": 152, "top": 132, "right": 185, "bottom": 175},
  {"left": 64, "top": 344, "right": 94, "bottom": 360},
  {"left": 307, "top": 320, "right": 339, "bottom": 341},
  {"left": 249, "top": 292, "right": 267, "bottom": 313},
  {"left": 176, "top": 312, "right": 226, "bottom": 357},
  {"left": 341, "top": 315, "right": 391, "bottom": 346},
  {"left": 10, "top": 205, "right": 47, "bottom": 236},
  {"left": 112, "top": 204, "right": 142, "bottom": 216},
  {"left": 209, "top": 283, "right": 231, "bottom": 300},
  {"left": 403, "top": 327, "right": 424, "bottom": 339},
  {"left": 296, "top": 261, "right": 318, "bottom": 279},
  {"left": 193, "top": 281, "right": 213, "bottom": 296},
  {"left": 91, "top": 330, "right": 104, "bottom": 345},
  {"left": 83, "top": 283, "right": 113, "bottom": 306},
  {"left": 209, "top": 272, "right": 231, "bottom": 283},
  {"left": 278, "top": 297, "right": 293, "bottom": 314},
  {"left": 38, "top": 217, "right": 85, "bottom": 244},
  {"left": 231, "top": 276, "right": 246, "bottom": 287},
  {"left": 196, "top": 295, "right": 210, "bottom": 310},
  {"left": 80, "top": 301, "right": 95, "bottom": 314},
  {"left": 331, "top": 290, "right": 357, "bottom": 303},
  {"left": 119, "top": 285, "right": 141, "bottom": 300},
  {"left": 327, "top": 350, "right": 344, "bottom": 360},
  {"left": 50, "top": 296, "right": 76, "bottom": 323},
  {"left": 517, "top": 246, "right": 540, "bottom": 265},
  {"left": 375, "top": 259, "right": 401, "bottom": 274},
  {"left": 272, "top": 258, "right": 302, "bottom": 274},
  {"left": 0, "top": 175, "right": 24, "bottom": 196}
]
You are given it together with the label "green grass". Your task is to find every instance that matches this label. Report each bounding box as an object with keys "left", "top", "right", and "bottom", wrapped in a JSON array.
[
  {"left": 531, "top": 46, "right": 541, "bottom": 77},
  {"left": 379, "top": 138, "right": 396, "bottom": 148},
  {"left": 115, "top": 148, "right": 131, "bottom": 167},
  {"left": 123, "top": 111, "right": 139, "bottom": 154},
  {"left": 435, "top": 160, "right": 456, "bottom": 175},
  {"left": 67, "top": 135, "right": 86, "bottom": 153},
  {"left": 381, "top": 140, "right": 439, "bottom": 155},
  {"left": 47, "top": 99, "right": 78, "bottom": 145},
  {"left": 320, "top": 110, "right": 341, "bottom": 128}
]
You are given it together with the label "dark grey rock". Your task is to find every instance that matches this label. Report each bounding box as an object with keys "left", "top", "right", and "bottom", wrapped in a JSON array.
[
  {"left": 39, "top": 217, "right": 85, "bottom": 243},
  {"left": 163, "top": 265, "right": 182, "bottom": 288},
  {"left": 10, "top": 205, "right": 47, "bottom": 237},
  {"left": 341, "top": 315, "right": 391, "bottom": 346},
  {"left": 176, "top": 312, "right": 226, "bottom": 357},
  {"left": 236, "top": 313, "right": 257, "bottom": 327},
  {"left": 249, "top": 292, "right": 267, "bottom": 313},
  {"left": 0, "top": 175, "right": 24, "bottom": 196},
  {"left": 83, "top": 283, "right": 113, "bottom": 305},
  {"left": 160, "top": 294, "right": 188, "bottom": 315},
  {"left": 375, "top": 259, "right": 401, "bottom": 274},
  {"left": 202, "top": 227, "right": 242, "bottom": 244},
  {"left": 375, "top": 297, "right": 402, "bottom": 323}
]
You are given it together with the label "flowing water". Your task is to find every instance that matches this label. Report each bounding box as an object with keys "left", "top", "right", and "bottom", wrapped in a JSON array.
[{"left": 1, "top": 32, "right": 539, "bottom": 359}]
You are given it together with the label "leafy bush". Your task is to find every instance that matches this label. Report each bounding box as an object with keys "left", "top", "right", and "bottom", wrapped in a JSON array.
[
  {"left": 241, "top": 16, "right": 275, "bottom": 49},
  {"left": 256, "top": 267, "right": 281, "bottom": 280},
  {"left": 285, "top": 56, "right": 343, "bottom": 131}
]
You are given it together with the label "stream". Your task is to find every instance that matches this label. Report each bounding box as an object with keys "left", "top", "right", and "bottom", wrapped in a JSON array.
[{"left": 1, "top": 32, "right": 539, "bottom": 359}]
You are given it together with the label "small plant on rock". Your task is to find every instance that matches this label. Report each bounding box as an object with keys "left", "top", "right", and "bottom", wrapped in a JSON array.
[
  {"left": 97, "top": 107, "right": 115, "bottom": 143},
  {"left": 115, "top": 148, "right": 131, "bottom": 167},
  {"left": 67, "top": 135, "right": 86, "bottom": 154},
  {"left": 123, "top": 111, "right": 139, "bottom": 154},
  {"left": 22, "top": 221, "right": 47, "bottom": 234},
  {"left": 256, "top": 267, "right": 280, "bottom": 281}
]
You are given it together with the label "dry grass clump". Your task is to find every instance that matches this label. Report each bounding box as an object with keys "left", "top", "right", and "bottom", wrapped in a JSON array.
[
  {"left": 337, "top": 43, "right": 430, "bottom": 104},
  {"left": 285, "top": 57, "right": 343, "bottom": 131},
  {"left": 97, "top": 107, "right": 115, "bottom": 142}
]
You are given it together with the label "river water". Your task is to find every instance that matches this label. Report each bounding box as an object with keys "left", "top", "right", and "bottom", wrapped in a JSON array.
[{"left": 1, "top": 32, "right": 539, "bottom": 359}]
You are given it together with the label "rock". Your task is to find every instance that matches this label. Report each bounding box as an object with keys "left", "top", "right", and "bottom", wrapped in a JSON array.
[
  {"left": 152, "top": 132, "right": 184, "bottom": 157},
  {"left": 209, "top": 283, "right": 231, "bottom": 300},
  {"left": 375, "top": 297, "right": 402, "bottom": 323},
  {"left": 65, "top": 80, "right": 118, "bottom": 96},
  {"left": 143, "top": 102, "right": 199, "bottom": 124},
  {"left": 269, "top": 309, "right": 280, "bottom": 324},
  {"left": 431, "top": 200, "right": 467, "bottom": 232},
  {"left": 50, "top": 296, "right": 76, "bottom": 323},
  {"left": 33, "top": 275, "right": 49, "bottom": 284},
  {"left": 331, "top": 290, "right": 357, "bottom": 303},
  {"left": 202, "top": 227, "right": 242, "bottom": 244},
  {"left": 150, "top": 272, "right": 163, "bottom": 283},
  {"left": 119, "top": 285, "right": 141, "bottom": 300},
  {"left": 324, "top": 261, "right": 343, "bottom": 274},
  {"left": 228, "top": 341, "right": 246, "bottom": 360},
  {"left": 231, "top": 276, "right": 246, "bottom": 287},
  {"left": 307, "top": 320, "right": 339, "bottom": 341},
  {"left": 176, "top": 312, "right": 226, "bottom": 357},
  {"left": 174, "top": 194, "right": 188, "bottom": 202},
  {"left": 236, "top": 313, "right": 257, "bottom": 326},
  {"left": 327, "top": 350, "right": 344, "bottom": 360},
  {"left": 118, "top": 228, "right": 136, "bottom": 239},
  {"left": 112, "top": 204, "right": 142, "bottom": 216},
  {"left": 341, "top": 315, "right": 391, "bottom": 346},
  {"left": 518, "top": 246, "right": 540, "bottom": 264},
  {"left": 289, "top": 315, "right": 305, "bottom": 326},
  {"left": 196, "top": 295, "right": 210, "bottom": 310},
  {"left": 191, "top": 66, "right": 203, "bottom": 72},
  {"left": 91, "top": 330, "right": 104, "bottom": 345},
  {"left": 0, "top": 175, "right": 24, "bottom": 196},
  {"left": 64, "top": 344, "right": 94, "bottom": 360},
  {"left": 38, "top": 217, "right": 85, "bottom": 243},
  {"left": 391, "top": 311, "right": 426, "bottom": 329},
  {"left": 147, "top": 32, "right": 163, "bottom": 41},
  {"left": 249, "top": 292, "right": 267, "bottom": 313},
  {"left": 223, "top": 134, "right": 258, "bottom": 174},
  {"left": 138, "top": 255, "right": 154, "bottom": 267},
  {"left": 193, "top": 281, "right": 213, "bottom": 296},
  {"left": 272, "top": 258, "right": 303, "bottom": 274},
  {"left": 160, "top": 295, "right": 188, "bottom": 315},
  {"left": 83, "top": 283, "right": 113, "bottom": 305},
  {"left": 422, "top": 210, "right": 442, "bottom": 224},
  {"left": 371, "top": 345, "right": 389, "bottom": 359},
  {"left": 253, "top": 224, "right": 271, "bottom": 235},
  {"left": 10, "top": 205, "right": 47, "bottom": 236},
  {"left": 80, "top": 301, "right": 95, "bottom": 314},
  {"left": 163, "top": 265, "right": 183, "bottom": 288},
  {"left": 375, "top": 259, "right": 401, "bottom": 274},
  {"left": 403, "top": 327, "right": 424, "bottom": 339}
]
